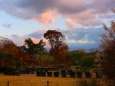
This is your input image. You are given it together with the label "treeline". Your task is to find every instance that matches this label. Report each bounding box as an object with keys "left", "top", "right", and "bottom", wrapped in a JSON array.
[{"left": 0, "top": 30, "right": 96, "bottom": 69}]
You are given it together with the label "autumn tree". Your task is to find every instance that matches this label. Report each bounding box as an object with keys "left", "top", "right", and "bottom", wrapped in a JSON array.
[
  {"left": 0, "top": 36, "right": 19, "bottom": 67},
  {"left": 0, "top": 36, "right": 33, "bottom": 67},
  {"left": 0, "top": 36, "right": 19, "bottom": 54},
  {"left": 64, "top": 51, "right": 72, "bottom": 67},
  {"left": 44, "top": 30, "right": 68, "bottom": 66},
  {"left": 0, "top": 50, "right": 14, "bottom": 67}
]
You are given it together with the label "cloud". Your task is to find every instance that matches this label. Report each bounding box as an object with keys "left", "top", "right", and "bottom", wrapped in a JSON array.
[
  {"left": 66, "top": 20, "right": 75, "bottom": 28},
  {"left": 66, "top": 39, "right": 95, "bottom": 44},
  {"left": 0, "top": 0, "right": 115, "bottom": 26},
  {"left": 11, "top": 35, "right": 27, "bottom": 46},
  {"left": 2, "top": 24, "right": 12, "bottom": 29},
  {"left": 29, "top": 30, "right": 43, "bottom": 38},
  {"left": 17, "top": 0, "right": 56, "bottom": 13},
  {"left": 10, "top": 30, "right": 50, "bottom": 48},
  {"left": 33, "top": 11, "right": 55, "bottom": 25},
  {"left": 63, "top": 26, "right": 105, "bottom": 50},
  {"left": 76, "top": 39, "right": 95, "bottom": 44},
  {"left": 31, "top": 37, "right": 50, "bottom": 48},
  {"left": 57, "top": 0, "right": 115, "bottom": 26}
]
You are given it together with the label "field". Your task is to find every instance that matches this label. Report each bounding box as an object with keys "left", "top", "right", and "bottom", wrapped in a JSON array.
[{"left": 0, "top": 75, "right": 105, "bottom": 86}]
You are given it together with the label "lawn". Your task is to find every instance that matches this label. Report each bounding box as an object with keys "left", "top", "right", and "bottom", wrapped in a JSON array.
[{"left": 0, "top": 75, "right": 105, "bottom": 86}]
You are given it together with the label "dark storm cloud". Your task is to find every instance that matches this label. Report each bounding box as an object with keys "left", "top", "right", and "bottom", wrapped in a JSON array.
[{"left": 17, "top": 0, "right": 56, "bottom": 13}]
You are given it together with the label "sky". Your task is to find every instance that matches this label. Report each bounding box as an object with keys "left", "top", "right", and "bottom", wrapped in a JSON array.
[{"left": 0, "top": 0, "right": 115, "bottom": 51}]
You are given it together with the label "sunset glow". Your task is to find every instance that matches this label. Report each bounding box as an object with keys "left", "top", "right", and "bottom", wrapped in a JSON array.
[{"left": 0, "top": 0, "right": 115, "bottom": 51}]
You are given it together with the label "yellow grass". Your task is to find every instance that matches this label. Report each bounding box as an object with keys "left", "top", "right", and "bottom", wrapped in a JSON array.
[{"left": 0, "top": 75, "right": 105, "bottom": 86}]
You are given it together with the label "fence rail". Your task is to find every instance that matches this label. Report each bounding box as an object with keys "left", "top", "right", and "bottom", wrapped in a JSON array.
[{"left": 0, "top": 80, "right": 108, "bottom": 86}]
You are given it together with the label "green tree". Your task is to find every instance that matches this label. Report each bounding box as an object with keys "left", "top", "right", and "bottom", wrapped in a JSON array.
[
  {"left": 20, "top": 38, "right": 46, "bottom": 55},
  {"left": 79, "top": 56, "right": 94, "bottom": 70},
  {"left": 72, "top": 50, "right": 86, "bottom": 65},
  {"left": 37, "top": 53, "right": 54, "bottom": 67}
]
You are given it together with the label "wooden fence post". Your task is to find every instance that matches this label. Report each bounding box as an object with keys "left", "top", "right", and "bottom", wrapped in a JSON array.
[
  {"left": 47, "top": 81, "right": 49, "bottom": 86},
  {"left": 7, "top": 81, "right": 9, "bottom": 86}
]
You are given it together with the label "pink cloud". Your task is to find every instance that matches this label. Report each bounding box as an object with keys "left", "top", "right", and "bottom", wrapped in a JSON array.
[
  {"left": 31, "top": 37, "right": 50, "bottom": 48},
  {"left": 66, "top": 20, "right": 75, "bottom": 28},
  {"left": 1, "top": 0, "right": 114, "bottom": 26},
  {"left": 11, "top": 35, "right": 50, "bottom": 48},
  {"left": 33, "top": 11, "right": 56, "bottom": 25},
  {"left": 65, "top": 11, "right": 102, "bottom": 26},
  {"left": 11, "top": 35, "right": 26, "bottom": 46},
  {"left": 58, "top": 0, "right": 85, "bottom": 6}
]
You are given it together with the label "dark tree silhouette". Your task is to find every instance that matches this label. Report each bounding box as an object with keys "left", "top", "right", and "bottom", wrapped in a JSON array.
[
  {"left": 44, "top": 30, "right": 64, "bottom": 49},
  {"left": 20, "top": 38, "right": 46, "bottom": 55}
]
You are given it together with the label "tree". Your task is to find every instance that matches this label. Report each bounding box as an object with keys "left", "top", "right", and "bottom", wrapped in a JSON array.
[
  {"left": 79, "top": 56, "right": 94, "bottom": 70},
  {"left": 0, "top": 36, "right": 19, "bottom": 54},
  {"left": 72, "top": 50, "right": 86, "bottom": 65},
  {"left": 99, "top": 18, "right": 115, "bottom": 85},
  {"left": 0, "top": 36, "right": 19, "bottom": 67},
  {"left": 44, "top": 30, "right": 64, "bottom": 49},
  {"left": 0, "top": 36, "right": 33, "bottom": 67},
  {"left": 20, "top": 38, "right": 46, "bottom": 55},
  {"left": 64, "top": 51, "right": 72, "bottom": 67},
  {"left": 44, "top": 30, "right": 68, "bottom": 66},
  {"left": 0, "top": 50, "right": 14, "bottom": 67},
  {"left": 37, "top": 53, "right": 54, "bottom": 67}
]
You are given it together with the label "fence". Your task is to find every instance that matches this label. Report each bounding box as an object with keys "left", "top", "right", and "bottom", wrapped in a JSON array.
[{"left": 0, "top": 79, "right": 108, "bottom": 86}]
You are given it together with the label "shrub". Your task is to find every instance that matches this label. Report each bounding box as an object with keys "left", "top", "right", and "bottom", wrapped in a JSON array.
[
  {"left": 79, "top": 79, "right": 98, "bottom": 86},
  {"left": 54, "top": 72, "right": 59, "bottom": 77},
  {"left": 47, "top": 72, "right": 52, "bottom": 77},
  {"left": 41, "top": 72, "right": 46, "bottom": 76},
  {"left": 67, "top": 69, "right": 73, "bottom": 75},
  {"left": 85, "top": 71, "right": 91, "bottom": 78},
  {"left": 36, "top": 71, "right": 41, "bottom": 76},
  {"left": 95, "top": 72, "right": 101, "bottom": 78},
  {"left": 4, "top": 67, "right": 17, "bottom": 75},
  {"left": 61, "top": 70, "right": 67, "bottom": 77},
  {"left": 79, "top": 56, "right": 94, "bottom": 69},
  {"left": 70, "top": 71, "right": 75, "bottom": 78},
  {"left": 77, "top": 71, "right": 82, "bottom": 78}
]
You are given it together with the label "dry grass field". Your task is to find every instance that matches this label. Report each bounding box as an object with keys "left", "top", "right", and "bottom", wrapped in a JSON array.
[{"left": 0, "top": 75, "right": 105, "bottom": 86}]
